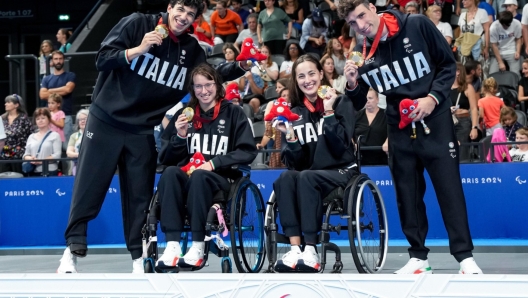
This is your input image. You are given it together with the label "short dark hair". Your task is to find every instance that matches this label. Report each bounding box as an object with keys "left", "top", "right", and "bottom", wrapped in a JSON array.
[
  {"left": 464, "top": 60, "right": 478, "bottom": 74},
  {"left": 283, "top": 40, "right": 305, "bottom": 60},
  {"left": 499, "top": 11, "right": 513, "bottom": 27},
  {"left": 33, "top": 108, "right": 52, "bottom": 125},
  {"left": 51, "top": 50, "right": 64, "bottom": 59},
  {"left": 169, "top": 0, "right": 205, "bottom": 18},
  {"left": 187, "top": 63, "right": 225, "bottom": 109},
  {"left": 337, "top": 0, "right": 370, "bottom": 19},
  {"left": 231, "top": 0, "right": 242, "bottom": 4}
]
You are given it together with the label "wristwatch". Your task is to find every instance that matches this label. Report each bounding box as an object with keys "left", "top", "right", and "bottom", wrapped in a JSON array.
[{"left": 472, "top": 126, "right": 479, "bottom": 130}]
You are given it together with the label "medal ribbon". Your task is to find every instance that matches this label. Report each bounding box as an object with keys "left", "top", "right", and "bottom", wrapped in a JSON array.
[
  {"left": 303, "top": 97, "right": 324, "bottom": 113},
  {"left": 158, "top": 17, "right": 180, "bottom": 43},
  {"left": 193, "top": 99, "right": 223, "bottom": 130},
  {"left": 362, "top": 17, "right": 386, "bottom": 61}
]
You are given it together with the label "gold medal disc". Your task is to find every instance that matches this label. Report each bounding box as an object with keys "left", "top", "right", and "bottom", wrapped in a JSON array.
[
  {"left": 155, "top": 24, "right": 169, "bottom": 39},
  {"left": 182, "top": 107, "right": 194, "bottom": 122},
  {"left": 348, "top": 51, "right": 364, "bottom": 67},
  {"left": 317, "top": 85, "right": 330, "bottom": 99}
]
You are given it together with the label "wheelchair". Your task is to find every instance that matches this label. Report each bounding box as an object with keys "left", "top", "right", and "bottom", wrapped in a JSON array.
[
  {"left": 264, "top": 138, "right": 389, "bottom": 273},
  {"left": 142, "top": 165, "right": 266, "bottom": 273}
]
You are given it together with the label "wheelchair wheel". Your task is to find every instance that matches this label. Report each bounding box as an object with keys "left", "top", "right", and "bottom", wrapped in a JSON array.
[
  {"left": 144, "top": 258, "right": 154, "bottom": 273},
  {"left": 221, "top": 257, "right": 232, "bottom": 273},
  {"left": 347, "top": 174, "right": 388, "bottom": 273},
  {"left": 230, "top": 179, "right": 266, "bottom": 273},
  {"left": 264, "top": 192, "right": 290, "bottom": 272}
]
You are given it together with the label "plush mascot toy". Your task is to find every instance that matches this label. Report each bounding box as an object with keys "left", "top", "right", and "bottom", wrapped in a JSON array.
[
  {"left": 399, "top": 99, "right": 430, "bottom": 138},
  {"left": 181, "top": 152, "right": 206, "bottom": 176},
  {"left": 225, "top": 82, "right": 241, "bottom": 103},
  {"left": 264, "top": 97, "right": 300, "bottom": 130},
  {"left": 236, "top": 37, "right": 268, "bottom": 64}
]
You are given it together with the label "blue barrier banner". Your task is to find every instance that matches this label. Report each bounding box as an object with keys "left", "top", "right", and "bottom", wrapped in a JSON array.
[{"left": 1, "top": 163, "right": 527, "bottom": 247}]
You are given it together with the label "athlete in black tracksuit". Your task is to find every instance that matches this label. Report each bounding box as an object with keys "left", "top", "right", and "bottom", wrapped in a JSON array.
[
  {"left": 61, "top": 1, "right": 249, "bottom": 269},
  {"left": 157, "top": 99, "right": 256, "bottom": 245},
  {"left": 344, "top": 7, "right": 477, "bottom": 269},
  {"left": 273, "top": 55, "right": 363, "bottom": 271}
]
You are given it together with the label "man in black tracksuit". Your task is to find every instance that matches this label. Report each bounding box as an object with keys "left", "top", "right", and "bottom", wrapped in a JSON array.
[
  {"left": 338, "top": 0, "right": 482, "bottom": 274},
  {"left": 58, "top": 0, "right": 249, "bottom": 273}
]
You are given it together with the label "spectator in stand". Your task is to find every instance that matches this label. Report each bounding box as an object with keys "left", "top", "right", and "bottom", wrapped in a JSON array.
[
  {"left": 66, "top": 109, "right": 89, "bottom": 176},
  {"left": 492, "top": 0, "right": 507, "bottom": 14},
  {"left": 223, "top": 42, "right": 239, "bottom": 63},
  {"left": 193, "top": 14, "right": 214, "bottom": 46},
  {"left": 451, "top": 63, "right": 479, "bottom": 160},
  {"left": 479, "top": 77, "right": 506, "bottom": 135},
  {"left": 324, "top": 38, "right": 346, "bottom": 75},
  {"left": 38, "top": 40, "right": 54, "bottom": 101},
  {"left": 300, "top": 8, "right": 330, "bottom": 57},
  {"left": 0, "top": 94, "right": 32, "bottom": 174},
  {"left": 202, "top": 0, "right": 214, "bottom": 24},
  {"left": 280, "top": 40, "right": 304, "bottom": 78},
  {"left": 489, "top": 11, "right": 522, "bottom": 75},
  {"left": 465, "top": 60, "right": 483, "bottom": 96},
  {"left": 518, "top": 58, "right": 528, "bottom": 103},
  {"left": 338, "top": 23, "right": 355, "bottom": 56},
  {"left": 234, "top": 13, "right": 259, "bottom": 52},
  {"left": 522, "top": 4, "right": 528, "bottom": 56},
  {"left": 501, "top": 106, "right": 523, "bottom": 141},
  {"left": 23, "top": 108, "right": 62, "bottom": 176},
  {"left": 257, "top": 0, "right": 292, "bottom": 55},
  {"left": 320, "top": 54, "right": 347, "bottom": 93},
  {"left": 257, "top": 87, "right": 290, "bottom": 168},
  {"left": 47, "top": 93, "right": 66, "bottom": 147},
  {"left": 275, "top": 77, "right": 289, "bottom": 93},
  {"left": 426, "top": 5, "right": 453, "bottom": 45},
  {"left": 232, "top": 0, "right": 250, "bottom": 26},
  {"left": 281, "top": 0, "right": 304, "bottom": 31},
  {"left": 478, "top": 0, "right": 496, "bottom": 23},
  {"left": 509, "top": 127, "right": 528, "bottom": 161},
  {"left": 486, "top": 127, "right": 512, "bottom": 162},
  {"left": 39, "top": 50, "right": 76, "bottom": 149},
  {"left": 354, "top": 88, "right": 388, "bottom": 165},
  {"left": 239, "top": 68, "right": 267, "bottom": 113},
  {"left": 405, "top": 1, "right": 419, "bottom": 14},
  {"left": 57, "top": 28, "right": 72, "bottom": 53},
  {"left": 252, "top": 44, "right": 278, "bottom": 82},
  {"left": 503, "top": 0, "right": 522, "bottom": 22},
  {"left": 211, "top": 0, "right": 244, "bottom": 44},
  {"left": 0, "top": 118, "right": 5, "bottom": 150},
  {"left": 459, "top": 0, "right": 491, "bottom": 61}
]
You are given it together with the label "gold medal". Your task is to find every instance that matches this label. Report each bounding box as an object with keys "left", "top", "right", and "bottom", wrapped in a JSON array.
[
  {"left": 155, "top": 24, "right": 169, "bottom": 39},
  {"left": 317, "top": 85, "right": 330, "bottom": 99},
  {"left": 182, "top": 107, "right": 194, "bottom": 122},
  {"left": 348, "top": 51, "right": 364, "bottom": 67}
]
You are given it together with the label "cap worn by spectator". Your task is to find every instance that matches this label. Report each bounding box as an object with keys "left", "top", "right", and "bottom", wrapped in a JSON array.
[
  {"left": 225, "top": 82, "right": 241, "bottom": 102},
  {"left": 312, "top": 8, "right": 323, "bottom": 22},
  {"left": 502, "top": 0, "right": 518, "bottom": 6}
]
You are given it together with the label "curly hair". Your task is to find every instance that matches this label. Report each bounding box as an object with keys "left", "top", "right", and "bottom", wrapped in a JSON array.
[
  {"left": 169, "top": 0, "right": 205, "bottom": 18},
  {"left": 337, "top": 0, "right": 370, "bottom": 19}
]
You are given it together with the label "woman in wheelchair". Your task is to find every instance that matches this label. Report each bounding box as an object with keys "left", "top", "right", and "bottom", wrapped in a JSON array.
[
  {"left": 155, "top": 63, "right": 257, "bottom": 271},
  {"left": 272, "top": 54, "right": 358, "bottom": 272}
]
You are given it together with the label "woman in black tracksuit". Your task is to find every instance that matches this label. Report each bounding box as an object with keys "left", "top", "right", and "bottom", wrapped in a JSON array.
[
  {"left": 155, "top": 63, "right": 257, "bottom": 270},
  {"left": 272, "top": 54, "right": 358, "bottom": 272}
]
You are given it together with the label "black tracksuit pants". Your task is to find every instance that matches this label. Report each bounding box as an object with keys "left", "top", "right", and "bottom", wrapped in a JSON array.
[
  {"left": 273, "top": 169, "right": 355, "bottom": 244},
  {"left": 157, "top": 166, "right": 231, "bottom": 242},
  {"left": 388, "top": 110, "right": 474, "bottom": 262},
  {"left": 64, "top": 115, "right": 157, "bottom": 259}
]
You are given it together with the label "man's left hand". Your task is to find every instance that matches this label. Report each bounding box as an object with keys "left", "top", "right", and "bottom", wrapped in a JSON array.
[{"left": 409, "top": 96, "right": 436, "bottom": 122}]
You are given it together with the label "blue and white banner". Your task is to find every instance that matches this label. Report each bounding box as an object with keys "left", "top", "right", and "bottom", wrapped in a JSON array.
[{"left": 1, "top": 163, "right": 527, "bottom": 247}]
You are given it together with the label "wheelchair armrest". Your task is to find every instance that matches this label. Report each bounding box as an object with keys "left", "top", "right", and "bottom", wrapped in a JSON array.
[{"left": 231, "top": 164, "right": 251, "bottom": 174}]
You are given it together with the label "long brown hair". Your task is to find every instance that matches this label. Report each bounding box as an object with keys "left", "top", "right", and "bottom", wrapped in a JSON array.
[
  {"left": 320, "top": 54, "right": 339, "bottom": 80},
  {"left": 324, "top": 38, "right": 345, "bottom": 60},
  {"left": 186, "top": 63, "right": 225, "bottom": 109},
  {"left": 288, "top": 54, "right": 332, "bottom": 108},
  {"left": 455, "top": 62, "right": 468, "bottom": 93}
]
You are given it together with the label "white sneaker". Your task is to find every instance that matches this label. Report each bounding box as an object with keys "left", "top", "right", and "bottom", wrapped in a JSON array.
[
  {"left": 274, "top": 246, "right": 302, "bottom": 271},
  {"left": 394, "top": 258, "right": 433, "bottom": 274},
  {"left": 156, "top": 241, "right": 183, "bottom": 269},
  {"left": 298, "top": 245, "right": 321, "bottom": 271},
  {"left": 179, "top": 241, "right": 205, "bottom": 267},
  {"left": 57, "top": 247, "right": 77, "bottom": 274},
  {"left": 459, "top": 257, "right": 483, "bottom": 274},
  {"left": 132, "top": 257, "right": 144, "bottom": 273}
]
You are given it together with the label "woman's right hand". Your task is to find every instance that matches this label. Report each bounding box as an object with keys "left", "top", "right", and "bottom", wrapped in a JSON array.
[
  {"left": 175, "top": 114, "right": 189, "bottom": 137},
  {"left": 258, "top": 37, "right": 263, "bottom": 44}
]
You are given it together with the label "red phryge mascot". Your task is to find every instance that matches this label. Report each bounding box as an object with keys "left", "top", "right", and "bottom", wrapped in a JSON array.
[
  {"left": 264, "top": 97, "right": 300, "bottom": 130},
  {"left": 181, "top": 152, "right": 206, "bottom": 176},
  {"left": 399, "top": 99, "right": 430, "bottom": 138},
  {"left": 236, "top": 37, "right": 268, "bottom": 64}
]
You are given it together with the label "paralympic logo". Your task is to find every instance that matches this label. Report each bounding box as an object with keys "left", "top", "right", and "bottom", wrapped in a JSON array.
[{"left": 515, "top": 176, "right": 526, "bottom": 185}]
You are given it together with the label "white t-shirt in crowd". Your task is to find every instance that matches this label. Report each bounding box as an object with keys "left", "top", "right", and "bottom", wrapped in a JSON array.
[
  {"left": 436, "top": 21, "right": 453, "bottom": 38},
  {"left": 490, "top": 19, "right": 522, "bottom": 55},
  {"left": 521, "top": 4, "right": 528, "bottom": 25},
  {"left": 509, "top": 148, "right": 528, "bottom": 162},
  {"left": 459, "top": 9, "right": 489, "bottom": 37},
  {"left": 251, "top": 61, "right": 279, "bottom": 76},
  {"left": 280, "top": 61, "right": 294, "bottom": 75}
]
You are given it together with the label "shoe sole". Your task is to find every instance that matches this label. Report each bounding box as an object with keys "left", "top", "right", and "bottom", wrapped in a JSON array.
[
  {"left": 295, "top": 260, "right": 320, "bottom": 272},
  {"left": 394, "top": 269, "right": 433, "bottom": 274},
  {"left": 177, "top": 258, "right": 204, "bottom": 268}
]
